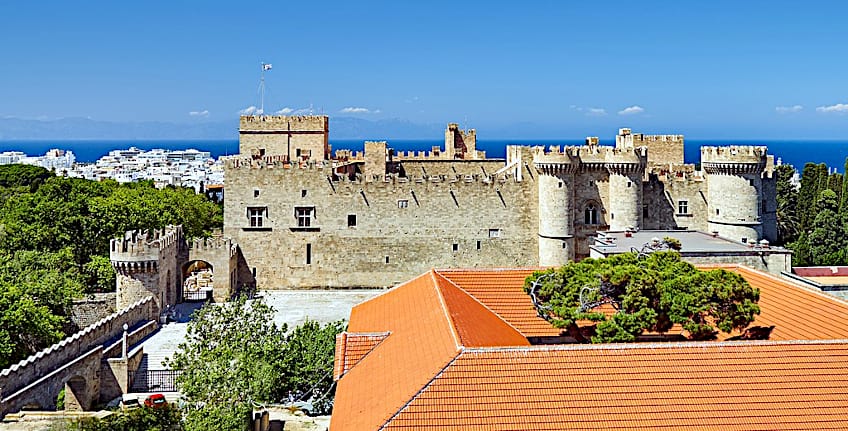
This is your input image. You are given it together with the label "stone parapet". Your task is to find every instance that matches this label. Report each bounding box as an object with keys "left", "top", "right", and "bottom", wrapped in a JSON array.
[
  {"left": 239, "top": 115, "right": 328, "bottom": 132},
  {"left": 701, "top": 146, "right": 767, "bottom": 174}
]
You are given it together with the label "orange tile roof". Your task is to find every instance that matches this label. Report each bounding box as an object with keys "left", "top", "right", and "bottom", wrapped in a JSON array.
[
  {"left": 437, "top": 268, "right": 562, "bottom": 337},
  {"left": 332, "top": 265, "right": 848, "bottom": 430},
  {"left": 716, "top": 265, "right": 848, "bottom": 340},
  {"left": 386, "top": 341, "right": 848, "bottom": 430},
  {"left": 333, "top": 332, "right": 388, "bottom": 381},
  {"left": 332, "top": 270, "right": 531, "bottom": 431}
]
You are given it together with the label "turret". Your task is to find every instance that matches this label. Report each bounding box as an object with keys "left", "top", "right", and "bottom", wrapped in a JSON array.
[
  {"left": 110, "top": 225, "right": 185, "bottom": 314},
  {"left": 605, "top": 147, "right": 647, "bottom": 231},
  {"left": 701, "top": 146, "right": 768, "bottom": 243},
  {"left": 534, "top": 146, "right": 578, "bottom": 265}
]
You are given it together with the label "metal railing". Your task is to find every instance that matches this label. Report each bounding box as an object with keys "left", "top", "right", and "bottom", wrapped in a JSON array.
[
  {"left": 129, "top": 370, "right": 182, "bottom": 392},
  {"left": 183, "top": 290, "right": 212, "bottom": 302}
]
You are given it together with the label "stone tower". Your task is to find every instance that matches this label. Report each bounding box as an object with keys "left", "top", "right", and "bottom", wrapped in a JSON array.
[
  {"left": 534, "top": 147, "right": 577, "bottom": 266},
  {"left": 701, "top": 146, "right": 767, "bottom": 243},
  {"left": 605, "top": 146, "right": 647, "bottom": 231},
  {"left": 110, "top": 226, "right": 187, "bottom": 314},
  {"left": 239, "top": 115, "right": 330, "bottom": 161}
]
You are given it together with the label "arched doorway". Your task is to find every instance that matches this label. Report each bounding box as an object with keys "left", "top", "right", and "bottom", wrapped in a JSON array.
[{"left": 182, "top": 260, "right": 214, "bottom": 302}]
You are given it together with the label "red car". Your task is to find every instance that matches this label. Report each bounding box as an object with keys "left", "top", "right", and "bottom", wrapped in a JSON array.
[{"left": 144, "top": 393, "right": 167, "bottom": 409}]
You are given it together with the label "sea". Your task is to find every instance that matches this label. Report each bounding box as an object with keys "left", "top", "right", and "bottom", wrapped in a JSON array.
[{"left": 1, "top": 139, "right": 847, "bottom": 171}]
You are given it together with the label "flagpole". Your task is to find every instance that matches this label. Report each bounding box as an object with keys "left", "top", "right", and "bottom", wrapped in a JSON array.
[{"left": 260, "top": 62, "right": 266, "bottom": 116}]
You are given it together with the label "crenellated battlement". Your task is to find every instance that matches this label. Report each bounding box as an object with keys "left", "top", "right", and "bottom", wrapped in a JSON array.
[
  {"left": 189, "top": 235, "right": 238, "bottom": 259},
  {"left": 109, "top": 225, "right": 184, "bottom": 266},
  {"left": 701, "top": 146, "right": 768, "bottom": 174},
  {"left": 532, "top": 145, "right": 646, "bottom": 174},
  {"left": 239, "top": 115, "right": 328, "bottom": 132}
]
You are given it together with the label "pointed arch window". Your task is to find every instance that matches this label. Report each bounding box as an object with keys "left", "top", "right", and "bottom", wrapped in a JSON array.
[{"left": 585, "top": 204, "right": 599, "bottom": 225}]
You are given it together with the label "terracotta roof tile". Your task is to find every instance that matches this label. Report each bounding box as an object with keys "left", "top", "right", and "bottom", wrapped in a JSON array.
[
  {"left": 333, "top": 332, "right": 389, "bottom": 381},
  {"left": 436, "top": 268, "right": 561, "bottom": 337},
  {"left": 386, "top": 341, "right": 848, "bottom": 430},
  {"left": 333, "top": 265, "right": 848, "bottom": 430}
]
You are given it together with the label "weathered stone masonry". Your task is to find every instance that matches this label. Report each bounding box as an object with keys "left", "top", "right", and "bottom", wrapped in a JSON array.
[{"left": 224, "top": 118, "right": 778, "bottom": 289}]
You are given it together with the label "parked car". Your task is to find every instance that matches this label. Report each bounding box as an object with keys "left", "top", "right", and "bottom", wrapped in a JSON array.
[
  {"left": 121, "top": 395, "right": 140, "bottom": 411},
  {"left": 144, "top": 393, "right": 168, "bottom": 409}
]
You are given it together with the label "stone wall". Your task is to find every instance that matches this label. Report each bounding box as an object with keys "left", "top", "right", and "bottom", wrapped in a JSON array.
[
  {"left": 239, "top": 115, "right": 329, "bottom": 161},
  {"left": 111, "top": 226, "right": 186, "bottom": 313},
  {"left": 223, "top": 126, "right": 779, "bottom": 288},
  {"left": 71, "top": 293, "right": 116, "bottom": 329},
  {"left": 224, "top": 160, "right": 538, "bottom": 288},
  {"left": 0, "top": 298, "right": 155, "bottom": 416}
]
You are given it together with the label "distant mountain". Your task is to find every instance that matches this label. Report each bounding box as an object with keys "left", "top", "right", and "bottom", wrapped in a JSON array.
[{"left": 0, "top": 116, "right": 445, "bottom": 141}]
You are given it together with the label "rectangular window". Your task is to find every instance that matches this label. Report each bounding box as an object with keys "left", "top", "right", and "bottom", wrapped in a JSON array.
[
  {"left": 347, "top": 214, "right": 357, "bottom": 227},
  {"left": 627, "top": 181, "right": 632, "bottom": 188},
  {"left": 306, "top": 243, "right": 312, "bottom": 265},
  {"left": 398, "top": 200, "right": 409, "bottom": 209},
  {"left": 247, "top": 207, "right": 267, "bottom": 227},
  {"left": 476, "top": 240, "right": 481, "bottom": 250},
  {"left": 301, "top": 189, "right": 307, "bottom": 198},
  {"left": 452, "top": 243, "right": 458, "bottom": 252},
  {"left": 253, "top": 189, "right": 260, "bottom": 198},
  {"left": 295, "top": 207, "right": 315, "bottom": 227},
  {"left": 489, "top": 229, "right": 501, "bottom": 238},
  {"left": 678, "top": 200, "right": 689, "bottom": 214},
  {"left": 385, "top": 256, "right": 389, "bottom": 264}
]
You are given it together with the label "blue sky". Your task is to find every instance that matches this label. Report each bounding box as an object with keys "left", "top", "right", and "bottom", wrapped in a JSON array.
[{"left": 1, "top": 1, "right": 847, "bottom": 139}]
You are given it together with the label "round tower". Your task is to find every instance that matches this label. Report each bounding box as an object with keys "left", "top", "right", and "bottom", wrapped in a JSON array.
[
  {"left": 605, "top": 147, "right": 647, "bottom": 231},
  {"left": 701, "top": 146, "right": 767, "bottom": 243},
  {"left": 534, "top": 148, "right": 577, "bottom": 266},
  {"left": 111, "top": 232, "right": 163, "bottom": 314}
]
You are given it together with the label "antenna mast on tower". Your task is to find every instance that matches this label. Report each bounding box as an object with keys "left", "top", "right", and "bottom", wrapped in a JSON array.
[{"left": 259, "top": 62, "right": 272, "bottom": 115}]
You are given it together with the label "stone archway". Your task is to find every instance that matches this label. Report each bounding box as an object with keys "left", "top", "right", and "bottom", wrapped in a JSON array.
[
  {"left": 64, "top": 376, "right": 91, "bottom": 411},
  {"left": 182, "top": 260, "right": 214, "bottom": 302}
]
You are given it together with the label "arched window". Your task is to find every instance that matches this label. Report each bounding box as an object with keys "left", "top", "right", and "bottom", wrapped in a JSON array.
[{"left": 585, "top": 204, "right": 599, "bottom": 225}]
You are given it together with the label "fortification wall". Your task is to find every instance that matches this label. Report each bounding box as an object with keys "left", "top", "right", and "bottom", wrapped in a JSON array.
[
  {"left": 616, "top": 128, "right": 684, "bottom": 166},
  {"left": 111, "top": 226, "right": 185, "bottom": 313},
  {"left": 642, "top": 173, "right": 710, "bottom": 231},
  {"left": 0, "top": 297, "right": 155, "bottom": 404},
  {"left": 239, "top": 115, "right": 329, "bottom": 161},
  {"left": 223, "top": 160, "right": 538, "bottom": 288},
  {"left": 188, "top": 236, "right": 240, "bottom": 302},
  {"left": 397, "top": 160, "right": 506, "bottom": 178}
]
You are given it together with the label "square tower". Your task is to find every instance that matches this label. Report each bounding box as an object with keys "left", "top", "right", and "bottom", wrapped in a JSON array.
[{"left": 239, "top": 115, "right": 330, "bottom": 161}]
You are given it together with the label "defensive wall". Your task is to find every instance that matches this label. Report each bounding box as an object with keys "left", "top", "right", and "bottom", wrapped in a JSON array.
[
  {"left": 0, "top": 297, "right": 156, "bottom": 417},
  {"left": 219, "top": 119, "right": 782, "bottom": 288},
  {"left": 239, "top": 115, "right": 330, "bottom": 162},
  {"left": 111, "top": 226, "right": 187, "bottom": 314},
  {"left": 187, "top": 235, "right": 243, "bottom": 302},
  {"left": 223, "top": 157, "right": 539, "bottom": 288},
  {"left": 110, "top": 226, "right": 249, "bottom": 309}
]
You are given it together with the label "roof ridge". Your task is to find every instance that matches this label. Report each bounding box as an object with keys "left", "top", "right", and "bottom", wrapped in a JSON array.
[
  {"left": 464, "top": 337, "right": 848, "bottom": 353},
  {"left": 378, "top": 349, "right": 464, "bottom": 431},
  {"left": 429, "top": 270, "right": 462, "bottom": 350},
  {"left": 434, "top": 269, "right": 529, "bottom": 341},
  {"left": 737, "top": 266, "right": 848, "bottom": 308},
  {"left": 435, "top": 266, "right": 546, "bottom": 273},
  {"left": 334, "top": 331, "right": 391, "bottom": 381}
]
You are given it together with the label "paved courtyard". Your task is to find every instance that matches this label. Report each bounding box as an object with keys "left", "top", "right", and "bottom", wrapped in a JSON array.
[{"left": 134, "top": 289, "right": 384, "bottom": 373}]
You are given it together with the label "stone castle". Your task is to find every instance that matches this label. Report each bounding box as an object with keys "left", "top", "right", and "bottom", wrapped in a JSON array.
[{"left": 222, "top": 115, "right": 777, "bottom": 289}]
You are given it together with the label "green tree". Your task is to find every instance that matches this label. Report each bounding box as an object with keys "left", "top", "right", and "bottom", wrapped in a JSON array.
[
  {"left": 808, "top": 189, "right": 847, "bottom": 266},
  {"left": 167, "top": 296, "right": 287, "bottom": 431},
  {"left": 0, "top": 249, "right": 84, "bottom": 368},
  {"left": 56, "top": 405, "right": 182, "bottom": 431},
  {"left": 796, "top": 162, "right": 827, "bottom": 233},
  {"left": 167, "top": 297, "right": 344, "bottom": 430},
  {"left": 524, "top": 252, "right": 761, "bottom": 343},
  {"left": 0, "top": 164, "right": 52, "bottom": 190},
  {"left": 278, "top": 319, "right": 346, "bottom": 414},
  {"left": 774, "top": 164, "right": 800, "bottom": 244}
]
